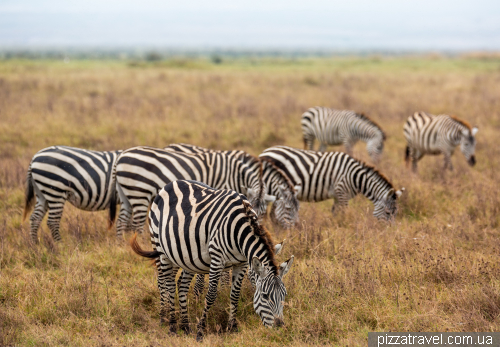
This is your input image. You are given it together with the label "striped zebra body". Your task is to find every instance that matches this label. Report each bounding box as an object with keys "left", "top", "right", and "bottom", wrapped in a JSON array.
[
  {"left": 165, "top": 143, "right": 300, "bottom": 228},
  {"left": 109, "top": 146, "right": 268, "bottom": 237},
  {"left": 301, "top": 106, "right": 386, "bottom": 163},
  {"left": 404, "top": 112, "right": 478, "bottom": 172},
  {"left": 164, "top": 144, "right": 298, "bottom": 297},
  {"left": 259, "top": 146, "right": 403, "bottom": 220},
  {"left": 23, "top": 146, "right": 122, "bottom": 242},
  {"left": 130, "top": 180, "right": 293, "bottom": 340}
]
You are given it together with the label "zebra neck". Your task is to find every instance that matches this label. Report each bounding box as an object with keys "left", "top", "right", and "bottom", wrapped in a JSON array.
[
  {"left": 240, "top": 230, "right": 277, "bottom": 274},
  {"left": 359, "top": 128, "right": 383, "bottom": 142},
  {"left": 355, "top": 169, "right": 391, "bottom": 203}
]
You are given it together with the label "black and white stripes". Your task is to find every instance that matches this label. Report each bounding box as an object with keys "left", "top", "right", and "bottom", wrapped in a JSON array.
[
  {"left": 165, "top": 143, "right": 300, "bottom": 229},
  {"left": 109, "top": 146, "right": 269, "bottom": 237},
  {"left": 130, "top": 180, "right": 293, "bottom": 340},
  {"left": 301, "top": 107, "right": 386, "bottom": 162},
  {"left": 259, "top": 146, "right": 403, "bottom": 220},
  {"left": 23, "top": 146, "right": 121, "bottom": 242},
  {"left": 404, "top": 112, "right": 478, "bottom": 172}
]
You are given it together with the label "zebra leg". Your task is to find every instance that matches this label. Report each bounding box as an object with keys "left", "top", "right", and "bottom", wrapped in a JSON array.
[
  {"left": 344, "top": 141, "right": 354, "bottom": 157},
  {"left": 412, "top": 151, "right": 421, "bottom": 173},
  {"left": 157, "top": 255, "right": 179, "bottom": 334},
  {"left": 193, "top": 274, "right": 205, "bottom": 299},
  {"left": 303, "top": 135, "right": 315, "bottom": 150},
  {"left": 131, "top": 205, "right": 149, "bottom": 234},
  {"left": 177, "top": 270, "right": 195, "bottom": 334},
  {"left": 116, "top": 204, "right": 132, "bottom": 238},
  {"left": 318, "top": 143, "right": 327, "bottom": 152},
  {"left": 220, "top": 269, "right": 231, "bottom": 287},
  {"left": 444, "top": 153, "right": 453, "bottom": 171},
  {"left": 29, "top": 199, "right": 48, "bottom": 243},
  {"left": 46, "top": 201, "right": 65, "bottom": 242},
  {"left": 196, "top": 264, "right": 224, "bottom": 341},
  {"left": 227, "top": 264, "right": 248, "bottom": 333}
]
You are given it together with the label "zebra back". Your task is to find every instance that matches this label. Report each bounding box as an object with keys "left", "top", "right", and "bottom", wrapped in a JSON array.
[
  {"left": 112, "top": 145, "right": 267, "bottom": 224},
  {"left": 260, "top": 146, "right": 403, "bottom": 220},
  {"left": 29, "top": 146, "right": 122, "bottom": 211},
  {"left": 301, "top": 107, "right": 386, "bottom": 160}
]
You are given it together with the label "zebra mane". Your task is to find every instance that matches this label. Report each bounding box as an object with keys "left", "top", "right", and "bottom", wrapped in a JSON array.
[
  {"left": 355, "top": 113, "right": 387, "bottom": 140},
  {"left": 356, "top": 157, "right": 394, "bottom": 190},
  {"left": 238, "top": 153, "right": 266, "bottom": 201},
  {"left": 242, "top": 200, "right": 278, "bottom": 273},
  {"left": 259, "top": 157, "right": 296, "bottom": 193},
  {"left": 449, "top": 115, "right": 472, "bottom": 130}
]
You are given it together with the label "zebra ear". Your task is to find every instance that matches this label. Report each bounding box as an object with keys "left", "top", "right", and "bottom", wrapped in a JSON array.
[
  {"left": 472, "top": 127, "right": 478, "bottom": 136},
  {"left": 385, "top": 188, "right": 395, "bottom": 199},
  {"left": 252, "top": 257, "right": 266, "bottom": 278},
  {"left": 278, "top": 255, "right": 294, "bottom": 279},
  {"left": 396, "top": 187, "right": 405, "bottom": 198},
  {"left": 274, "top": 239, "right": 285, "bottom": 255}
]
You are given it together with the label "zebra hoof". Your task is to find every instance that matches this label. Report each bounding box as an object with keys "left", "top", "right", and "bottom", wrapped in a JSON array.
[
  {"left": 196, "top": 331, "right": 204, "bottom": 342},
  {"left": 227, "top": 320, "right": 238, "bottom": 333},
  {"left": 169, "top": 324, "right": 178, "bottom": 335},
  {"left": 180, "top": 324, "right": 191, "bottom": 335}
]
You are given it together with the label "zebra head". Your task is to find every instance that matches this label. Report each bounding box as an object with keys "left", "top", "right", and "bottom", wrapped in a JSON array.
[
  {"left": 366, "top": 136, "right": 385, "bottom": 164},
  {"left": 373, "top": 188, "right": 405, "bottom": 221},
  {"left": 460, "top": 127, "right": 478, "bottom": 166},
  {"left": 270, "top": 184, "right": 300, "bottom": 229},
  {"left": 252, "top": 255, "right": 294, "bottom": 328},
  {"left": 249, "top": 241, "right": 285, "bottom": 289}
]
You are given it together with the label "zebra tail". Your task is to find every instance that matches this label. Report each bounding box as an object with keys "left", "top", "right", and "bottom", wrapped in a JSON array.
[
  {"left": 404, "top": 146, "right": 410, "bottom": 165},
  {"left": 108, "top": 182, "right": 117, "bottom": 229},
  {"left": 130, "top": 233, "right": 161, "bottom": 259},
  {"left": 23, "top": 165, "right": 35, "bottom": 221}
]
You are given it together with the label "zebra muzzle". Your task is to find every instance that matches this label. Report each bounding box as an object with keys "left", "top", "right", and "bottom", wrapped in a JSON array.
[
  {"left": 274, "top": 317, "right": 285, "bottom": 327},
  {"left": 468, "top": 155, "right": 476, "bottom": 166}
]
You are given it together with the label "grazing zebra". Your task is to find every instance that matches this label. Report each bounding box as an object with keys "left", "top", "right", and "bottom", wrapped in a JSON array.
[
  {"left": 404, "top": 112, "right": 478, "bottom": 172},
  {"left": 23, "top": 146, "right": 122, "bottom": 243},
  {"left": 259, "top": 146, "right": 404, "bottom": 220},
  {"left": 301, "top": 106, "right": 386, "bottom": 163},
  {"left": 165, "top": 144, "right": 299, "bottom": 297},
  {"left": 109, "top": 146, "right": 274, "bottom": 237},
  {"left": 130, "top": 180, "right": 294, "bottom": 340},
  {"left": 165, "top": 143, "right": 301, "bottom": 229}
]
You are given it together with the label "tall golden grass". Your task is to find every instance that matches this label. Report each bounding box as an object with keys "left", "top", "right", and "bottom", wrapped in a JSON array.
[{"left": 1, "top": 56, "right": 500, "bottom": 346}]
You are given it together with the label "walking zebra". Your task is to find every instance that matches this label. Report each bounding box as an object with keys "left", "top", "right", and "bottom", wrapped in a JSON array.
[
  {"left": 259, "top": 146, "right": 404, "bottom": 220},
  {"left": 165, "top": 143, "right": 301, "bottom": 229},
  {"left": 109, "top": 146, "right": 274, "bottom": 237},
  {"left": 23, "top": 146, "right": 122, "bottom": 243},
  {"left": 130, "top": 180, "right": 294, "bottom": 340},
  {"left": 301, "top": 106, "right": 386, "bottom": 163},
  {"left": 404, "top": 112, "right": 478, "bottom": 172}
]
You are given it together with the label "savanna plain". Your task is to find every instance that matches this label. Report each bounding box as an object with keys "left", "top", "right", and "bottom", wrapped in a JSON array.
[{"left": 1, "top": 56, "right": 500, "bottom": 346}]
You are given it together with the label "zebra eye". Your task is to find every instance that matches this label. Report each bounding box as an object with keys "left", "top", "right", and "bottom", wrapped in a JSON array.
[{"left": 262, "top": 293, "right": 269, "bottom": 300}]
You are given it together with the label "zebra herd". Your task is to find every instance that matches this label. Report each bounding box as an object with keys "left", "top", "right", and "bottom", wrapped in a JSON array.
[{"left": 22, "top": 107, "right": 478, "bottom": 340}]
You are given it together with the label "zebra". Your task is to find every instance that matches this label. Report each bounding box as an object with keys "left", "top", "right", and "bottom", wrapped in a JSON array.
[
  {"left": 404, "top": 112, "right": 479, "bottom": 172},
  {"left": 301, "top": 106, "right": 386, "bottom": 163},
  {"left": 165, "top": 143, "right": 301, "bottom": 229},
  {"left": 164, "top": 144, "right": 299, "bottom": 296},
  {"left": 130, "top": 180, "right": 294, "bottom": 341},
  {"left": 259, "top": 146, "right": 404, "bottom": 220},
  {"left": 109, "top": 146, "right": 275, "bottom": 237},
  {"left": 23, "top": 146, "right": 122, "bottom": 243}
]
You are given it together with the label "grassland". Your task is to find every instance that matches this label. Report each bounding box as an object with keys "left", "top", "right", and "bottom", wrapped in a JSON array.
[{"left": 1, "top": 55, "right": 500, "bottom": 346}]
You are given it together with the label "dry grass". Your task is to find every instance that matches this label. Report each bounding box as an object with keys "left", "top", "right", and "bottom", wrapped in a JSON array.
[{"left": 1, "top": 56, "right": 500, "bottom": 346}]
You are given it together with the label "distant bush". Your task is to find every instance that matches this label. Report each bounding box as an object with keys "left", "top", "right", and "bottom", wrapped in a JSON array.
[
  {"left": 145, "top": 52, "right": 162, "bottom": 62},
  {"left": 211, "top": 55, "right": 223, "bottom": 64}
]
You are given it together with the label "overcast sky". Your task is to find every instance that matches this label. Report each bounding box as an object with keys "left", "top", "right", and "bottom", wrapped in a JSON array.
[{"left": 1, "top": 0, "right": 499, "bottom": 50}]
